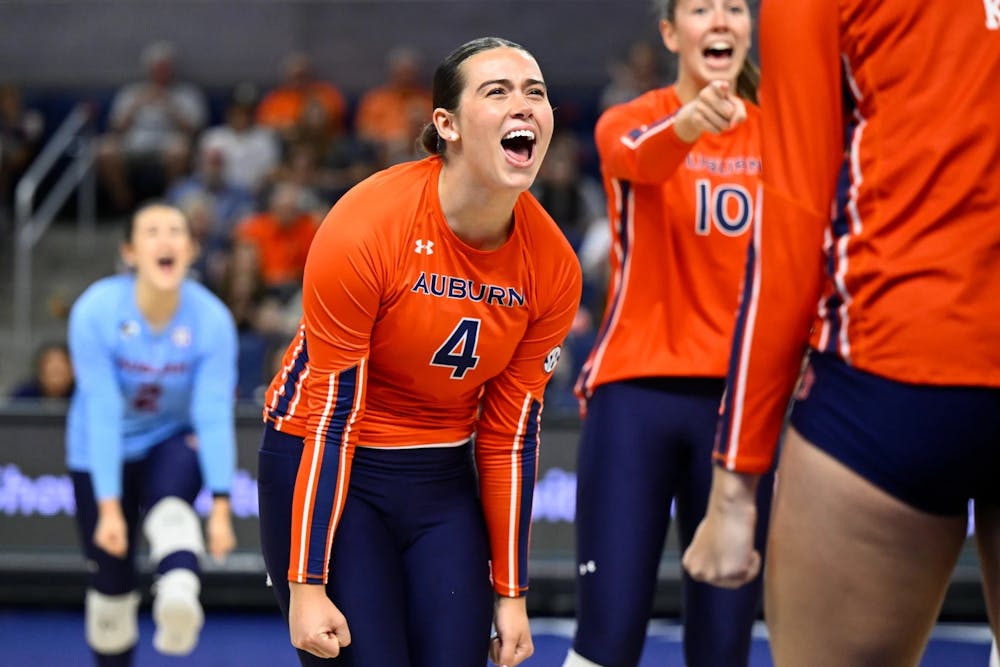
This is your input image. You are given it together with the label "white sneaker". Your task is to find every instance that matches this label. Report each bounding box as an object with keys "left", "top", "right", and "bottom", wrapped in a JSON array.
[{"left": 152, "top": 569, "right": 204, "bottom": 656}]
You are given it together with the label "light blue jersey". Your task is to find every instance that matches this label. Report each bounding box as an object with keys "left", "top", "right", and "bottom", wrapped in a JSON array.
[{"left": 66, "top": 274, "right": 238, "bottom": 501}]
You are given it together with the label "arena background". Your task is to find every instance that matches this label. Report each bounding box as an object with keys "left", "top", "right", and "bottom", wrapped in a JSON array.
[
  {"left": 0, "top": 1, "right": 992, "bottom": 663},
  {"left": 0, "top": 1, "right": 666, "bottom": 91}
]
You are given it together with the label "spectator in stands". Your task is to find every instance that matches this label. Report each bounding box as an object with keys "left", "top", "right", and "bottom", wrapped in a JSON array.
[
  {"left": 264, "top": 140, "right": 331, "bottom": 215},
  {"left": 214, "top": 238, "right": 299, "bottom": 403},
  {"left": 268, "top": 94, "right": 378, "bottom": 207},
  {"left": 9, "top": 340, "right": 75, "bottom": 401},
  {"left": 0, "top": 83, "right": 45, "bottom": 224},
  {"left": 354, "top": 46, "right": 433, "bottom": 166},
  {"left": 175, "top": 191, "right": 229, "bottom": 294},
  {"left": 96, "top": 41, "right": 208, "bottom": 212},
  {"left": 531, "top": 130, "right": 606, "bottom": 252},
  {"left": 198, "top": 84, "right": 281, "bottom": 200},
  {"left": 232, "top": 181, "right": 319, "bottom": 302},
  {"left": 166, "top": 145, "right": 255, "bottom": 250},
  {"left": 256, "top": 52, "right": 347, "bottom": 146},
  {"left": 599, "top": 40, "right": 667, "bottom": 111}
]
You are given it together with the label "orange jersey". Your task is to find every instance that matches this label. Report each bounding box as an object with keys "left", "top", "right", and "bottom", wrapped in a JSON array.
[
  {"left": 263, "top": 156, "right": 582, "bottom": 596},
  {"left": 354, "top": 86, "right": 434, "bottom": 144},
  {"left": 234, "top": 212, "right": 319, "bottom": 286},
  {"left": 716, "top": 0, "right": 1000, "bottom": 473},
  {"left": 255, "top": 83, "right": 347, "bottom": 132},
  {"left": 577, "top": 85, "right": 761, "bottom": 398}
]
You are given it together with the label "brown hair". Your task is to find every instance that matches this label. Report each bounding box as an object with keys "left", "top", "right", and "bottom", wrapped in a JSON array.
[{"left": 124, "top": 200, "right": 192, "bottom": 242}]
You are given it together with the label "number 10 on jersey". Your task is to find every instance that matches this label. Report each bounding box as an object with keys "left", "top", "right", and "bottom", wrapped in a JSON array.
[{"left": 694, "top": 178, "right": 754, "bottom": 236}]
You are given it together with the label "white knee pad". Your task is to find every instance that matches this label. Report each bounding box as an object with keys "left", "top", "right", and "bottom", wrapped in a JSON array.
[
  {"left": 562, "top": 648, "right": 605, "bottom": 667},
  {"left": 152, "top": 568, "right": 204, "bottom": 656},
  {"left": 990, "top": 639, "right": 999, "bottom": 667},
  {"left": 143, "top": 496, "right": 205, "bottom": 565},
  {"left": 85, "top": 589, "right": 140, "bottom": 654}
]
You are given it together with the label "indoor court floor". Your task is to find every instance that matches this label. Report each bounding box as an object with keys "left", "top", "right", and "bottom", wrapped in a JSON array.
[{"left": 0, "top": 608, "right": 994, "bottom": 666}]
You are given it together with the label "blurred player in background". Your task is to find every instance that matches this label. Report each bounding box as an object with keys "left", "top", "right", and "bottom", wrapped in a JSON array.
[
  {"left": 564, "top": 1, "right": 770, "bottom": 665},
  {"left": 683, "top": 1, "right": 1000, "bottom": 665},
  {"left": 66, "top": 202, "right": 238, "bottom": 666},
  {"left": 255, "top": 37, "right": 582, "bottom": 667}
]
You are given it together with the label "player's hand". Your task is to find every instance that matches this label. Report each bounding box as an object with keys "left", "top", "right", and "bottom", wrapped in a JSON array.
[
  {"left": 489, "top": 595, "right": 533, "bottom": 667},
  {"left": 94, "top": 499, "right": 128, "bottom": 558},
  {"left": 673, "top": 80, "right": 748, "bottom": 143},
  {"left": 682, "top": 467, "right": 761, "bottom": 589},
  {"left": 206, "top": 497, "right": 236, "bottom": 563},
  {"left": 288, "top": 582, "right": 352, "bottom": 659}
]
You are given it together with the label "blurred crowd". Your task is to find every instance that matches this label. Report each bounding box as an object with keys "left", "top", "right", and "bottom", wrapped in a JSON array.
[{"left": 1, "top": 38, "right": 670, "bottom": 412}]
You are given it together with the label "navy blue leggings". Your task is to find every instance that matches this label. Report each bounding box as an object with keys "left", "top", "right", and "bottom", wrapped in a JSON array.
[
  {"left": 572, "top": 378, "right": 774, "bottom": 667},
  {"left": 257, "top": 424, "right": 494, "bottom": 667},
  {"left": 71, "top": 430, "right": 203, "bottom": 595}
]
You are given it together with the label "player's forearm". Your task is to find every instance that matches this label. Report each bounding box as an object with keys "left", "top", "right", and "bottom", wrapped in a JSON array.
[
  {"left": 210, "top": 494, "right": 231, "bottom": 517},
  {"left": 477, "top": 433, "right": 538, "bottom": 597}
]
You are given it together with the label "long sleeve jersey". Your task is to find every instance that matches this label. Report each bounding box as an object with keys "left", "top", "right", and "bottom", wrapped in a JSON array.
[
  {"left": 576, "top": 85, "right": 761, "bottom": 398},
  {"left": 66, "top": 274, "right": 238, "bottom": 500},
  {"left": 716, "top": 0, "right": 1000, "bottom": 473},
  {"left": 263, "top": 156, "right": 582, "bottom": 597}
]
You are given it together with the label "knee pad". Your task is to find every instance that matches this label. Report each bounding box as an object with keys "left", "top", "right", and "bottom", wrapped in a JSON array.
[
  {"left": 85, "top": 589, "right": 140, "bottom": 654},
  {"left": 563, "top": 648, "right": 606, "bottom": 667},
  {"left": 152, "top": 568, "right": 203, "bottom": 656},
  {"left": 143, "top": 496, "right": 205, "bottom": 565}
]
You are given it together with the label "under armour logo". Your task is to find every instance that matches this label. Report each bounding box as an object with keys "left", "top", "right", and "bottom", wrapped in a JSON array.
[
  {"left": 578, "top": 560, "right": 596, "bottom": 576},
  {"left": 414, "top": 239, "right": 434, "bottom": 255},
  {"left": 987, "top": 0, "right": 1000, "bottom": 29}
]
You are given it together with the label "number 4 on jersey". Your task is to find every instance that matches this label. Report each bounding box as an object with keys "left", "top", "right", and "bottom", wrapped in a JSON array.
[{"left": 431, "top": 318, "right": 481, "bottom": 379}]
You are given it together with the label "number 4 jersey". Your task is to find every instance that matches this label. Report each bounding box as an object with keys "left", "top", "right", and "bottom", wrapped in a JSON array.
[
  {"left": 262, "top": 156, "right": 582, "bottom": 596},
  {"left": 577, "top": 85, "right": 761, "bottom": 398}
]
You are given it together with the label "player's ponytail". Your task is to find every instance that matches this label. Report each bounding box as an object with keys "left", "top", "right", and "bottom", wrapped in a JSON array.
[{"left": 418, "top": 123, "right": 442, "bottom": 156}]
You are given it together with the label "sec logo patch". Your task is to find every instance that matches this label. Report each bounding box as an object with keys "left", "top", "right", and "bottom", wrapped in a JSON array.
[{"left": 543, "top": 346, "right": 562, "bottom": 374}]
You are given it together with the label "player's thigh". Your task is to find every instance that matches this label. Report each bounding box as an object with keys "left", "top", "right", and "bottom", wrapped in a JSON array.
[
  {"left": 402, "top": 480, "right": 493, "bottom": 667},
  {"left": 140, "top": 430, "right": 203, "bottom": 505},
  {"left": 576, "top": 380, "right": 688, "bottom": 564},
  {"left": 765, "top": 428, "right": 967, "bottom": 667},
  {"left": 674, "top": 385, "right": 770, "bottom": 667},
  {"left": 573, "top": 380, "right": 689, "bottom": 665},
  {"left": 976, "top": 501, "right": 1000, "bottom": 638},
  {"left": 327, "top": 490, "right": 409, "bottom": 667}
]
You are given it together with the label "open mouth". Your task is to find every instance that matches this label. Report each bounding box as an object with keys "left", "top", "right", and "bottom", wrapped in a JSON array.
[
  {"left": 703, "top": 43, "right": 734, "bottom": 66},
  {"left": 157, "top": 257, "right": 176, "bottom": 269},
  {"left": 501, "top": 129, "right": 536, "bottom": 166}
]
